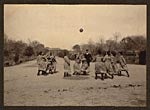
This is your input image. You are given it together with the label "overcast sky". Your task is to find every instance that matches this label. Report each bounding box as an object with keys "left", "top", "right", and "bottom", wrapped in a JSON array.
[{"left": 4, "top": 5, "right": 146, "bottom": 50}]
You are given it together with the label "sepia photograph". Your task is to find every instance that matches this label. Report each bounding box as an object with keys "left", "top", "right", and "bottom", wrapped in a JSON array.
[{"left": 4, "top": 4, "right": 146, "bottom": 106}]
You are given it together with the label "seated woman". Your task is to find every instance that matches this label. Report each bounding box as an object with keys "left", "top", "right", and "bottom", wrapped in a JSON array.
[
  {"left": 103, "top": 51, "right": 114, "bottom": 79},
  {"left": 37, "top": 52, "right": 47, "bottom": 76},
  {"left": 73, "top": 57, "right": 81, "bottom": 75},
  {"left": 95, "top": 50, "right": 107, "bottom": 80},
  {"left": 46, "top": 52, "right": 57, "bottom": 74},
  {"left": 80, "top": 57, "right": 89, "bottom": 75}
]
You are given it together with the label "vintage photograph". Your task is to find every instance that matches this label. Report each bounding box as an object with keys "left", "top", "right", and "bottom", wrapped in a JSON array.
[{"left": 4, "top": 5, "right": 146, "bottom": 106}]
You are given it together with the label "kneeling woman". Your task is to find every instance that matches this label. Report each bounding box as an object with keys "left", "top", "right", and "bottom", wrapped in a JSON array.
[
  {"left": 37, "top": 52, "right": 47, "bottom": 76},
  {"left": 73, "top": 57, "right": 81, "bottom": 75},
  {"left": 80, "top": 57, "right": 89, "bottom": 75},
  {"left": 103, "top": 51, "right": 114, "bottom": 79},
  {"left": 95, "top": 50, "right": 107, "bottom": 80}
]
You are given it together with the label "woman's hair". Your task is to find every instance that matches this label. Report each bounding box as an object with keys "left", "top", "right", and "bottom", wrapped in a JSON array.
[
  {"left": 49, "top": 52, "right": 52, "bottom": 56},
  {"left": 64, "top": 51, "right": 68, "bottom": 57},
  {"left": 111, "top": 51, "right": 116, "bottom": 56},
  {"left": 101, "top": 57, "right": 104, "bottom": 62},
  {"left": 102, "top": 51, "right": 107, "bottom": 56},
  {"left": 107, "top": 51, "right": 111, "bottom": 56},
  {"left": 97, "top": 49, "right": 102, "bottom": 55},
  {"left": 119, "top": 51, "right": 123, "bottom": 55},
  {"left": 64, "top": 52, "right": 66, "bottom": 56},
  {"left": 39, "top": 51, "right": 42, "bottom": 55}
]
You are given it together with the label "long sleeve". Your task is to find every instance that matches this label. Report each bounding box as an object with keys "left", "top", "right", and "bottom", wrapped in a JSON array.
[
  {"left": 64, "top": 56, "right": 70, "bottom": 65},
  {"left": 122, "top": 56, "right": 126, "bottom": 64}
]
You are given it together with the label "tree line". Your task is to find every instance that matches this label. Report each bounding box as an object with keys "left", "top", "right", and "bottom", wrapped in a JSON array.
[
  {"left": 4, "top": 34, "right": 50, "bottom": 66},
  {"left": 72, "top": 35, "right": 146, "bottom": 64},
  {"left": 4, "top": 33, "right": 146, "bottom": 66}
]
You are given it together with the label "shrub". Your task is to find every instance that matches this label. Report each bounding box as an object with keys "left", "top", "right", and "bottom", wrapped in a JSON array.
[{"left": 23, "top": 46, "right": 35, "bottom": 57}]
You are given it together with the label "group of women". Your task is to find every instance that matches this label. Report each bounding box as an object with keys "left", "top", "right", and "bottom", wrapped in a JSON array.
[
  {"left": 64, "top": 50, "right": 129, "bottom": 80},
  {"left": 37, "top": 49, "right": 129, "bottom": 80},
  {"left": 64, "top": 49, "right": 93, "bottom": 77},
  {"left": 95, "top": 50, "right": 129, "bottom": 80},
  {"left": 37, "top": 52, "right": 57, "bottom": 75}
]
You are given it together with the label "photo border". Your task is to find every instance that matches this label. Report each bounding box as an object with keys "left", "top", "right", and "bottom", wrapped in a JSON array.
[{"left": 0, "top": 0, "right": 149, "bottom": 110}]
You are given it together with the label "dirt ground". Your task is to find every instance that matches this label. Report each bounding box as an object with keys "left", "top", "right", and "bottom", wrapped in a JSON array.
[{"left": 4, "top": 57, "right": 146, "bottom": 106}]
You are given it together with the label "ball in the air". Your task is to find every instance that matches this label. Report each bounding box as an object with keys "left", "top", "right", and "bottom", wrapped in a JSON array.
[{"left": 79, "top": 28, "right": 83, "bottom": 32}]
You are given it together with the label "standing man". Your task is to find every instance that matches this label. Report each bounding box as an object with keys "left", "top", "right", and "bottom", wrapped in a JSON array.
[{"left": 84, "top": 49, "right": 92, "bottom": 67}]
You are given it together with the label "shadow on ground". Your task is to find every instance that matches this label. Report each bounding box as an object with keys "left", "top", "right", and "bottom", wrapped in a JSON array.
[{"left": 63, "top": 75, "right": 90, "bottom": 80}]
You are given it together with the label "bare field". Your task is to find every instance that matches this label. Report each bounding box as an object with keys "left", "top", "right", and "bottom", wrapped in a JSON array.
[{"left": 4, "top": 57, "right": 146, "bottom": 106}]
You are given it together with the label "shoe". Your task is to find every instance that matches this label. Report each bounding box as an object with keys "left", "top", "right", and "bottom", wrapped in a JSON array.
[
  {"left": 104, "top": 73, "right": 107, "bottom": 78},
  {"left": 67, "top": 73, "right": 71, "bottom": 77},
  {"left": 73, "top": 72, "right": 76, "bottom": 75},
  {"left": 127, "top": 72, "right": 130, "bottom": 77},
  {"left": 118, "top": 71, "right": 121, "bottom": 76},
  {"left": 64, "top": 72, "right": 67, "bottom": 77},
  {"left": 101, "top": 78, "right": 104, "bottom": 80}
]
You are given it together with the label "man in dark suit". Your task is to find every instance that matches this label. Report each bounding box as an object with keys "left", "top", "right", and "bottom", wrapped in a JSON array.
[{"left": 84, "top": 49, "right": 92, "bottom": 67}]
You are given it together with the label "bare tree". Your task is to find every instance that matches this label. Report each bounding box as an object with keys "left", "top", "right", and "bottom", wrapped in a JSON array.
[{"left": 113, "top": 32, "right": 121, "bottom": 43}]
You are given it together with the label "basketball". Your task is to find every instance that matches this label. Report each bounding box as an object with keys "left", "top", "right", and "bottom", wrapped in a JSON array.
[{"left": 79, "top": 28, "right": 83, "bottom": 32}]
